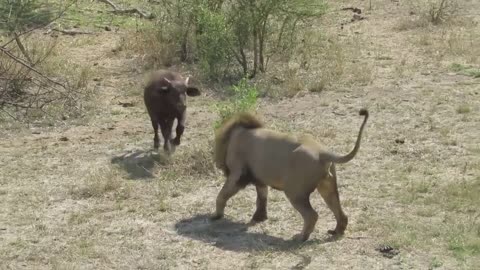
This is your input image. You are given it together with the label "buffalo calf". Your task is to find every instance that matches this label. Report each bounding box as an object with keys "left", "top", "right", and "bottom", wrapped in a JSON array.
[{"left": 144, "top": 70, "right": 200, "bottom": 153}]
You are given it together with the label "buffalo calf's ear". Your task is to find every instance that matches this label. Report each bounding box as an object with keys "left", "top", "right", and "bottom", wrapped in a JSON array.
[{"left": 186, "top": 87, "right": 201, "bottom": 96}]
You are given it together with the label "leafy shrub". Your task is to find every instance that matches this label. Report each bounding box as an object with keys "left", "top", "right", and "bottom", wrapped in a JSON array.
[
  {"left": 214, "top": 78, "right": 258, "bottom": 128},
  {"left": 0, "top": 0, "right": 53, "bottom": 33},
  {"left": 150, "top": 0, "right": 327, "bottom": 80},
  {"left": 196, "top": 5, "right": 233, "bottom": 79}
]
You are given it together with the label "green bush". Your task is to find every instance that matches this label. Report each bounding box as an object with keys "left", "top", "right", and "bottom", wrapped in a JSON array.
[
  {"left": 152, "top": 0, "right": 327, "bottom": 80},
  {"left": 196, "top": 5, "right": 233, "bottom": 80},
  {"left": 214, "top": 78, "right": 258, "bottom": 128},
  {"left": 0, "top": 0, "right": 53, "bottom": 33}
]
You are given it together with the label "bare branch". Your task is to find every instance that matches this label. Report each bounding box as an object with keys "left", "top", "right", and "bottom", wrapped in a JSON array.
[
  {"left": 14, "top": 32, "right": 33, "bottom": 65},
  {"left": 96, "top": 0, "right": 154, "bottom": 19},
  {"left": 0, "top": 46, "right": 67, "bottom": 90},
  {"left": 0, "top": 0, "right": 79, "bottom": 48}
]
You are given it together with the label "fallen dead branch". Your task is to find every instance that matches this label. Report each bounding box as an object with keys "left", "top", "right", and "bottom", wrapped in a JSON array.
[
  {"left": 0, "top": 0, "right": 90, "bottom": 122},
  {"left": 97, "top": 0, "right": 154, "bottom": 19},
  {"left": 48, "top": 28, "right": 95, "bottom": 36},
  {"left": 0, "top": 46, "right": 68, "bottom": 90},
  {"left": 0, "top": 45, "right": 86, "bottom": 122}
]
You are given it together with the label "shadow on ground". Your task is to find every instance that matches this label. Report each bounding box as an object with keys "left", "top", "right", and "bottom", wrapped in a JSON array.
[
  {"left": 111, "top": 149, "right": 169, "bottom": 179},
  {"left": 175, "top": 214, "right": 339, "bottom": 252}
]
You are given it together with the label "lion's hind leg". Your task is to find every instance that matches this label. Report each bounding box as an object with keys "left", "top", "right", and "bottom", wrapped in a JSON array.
[
  {"left": 317, "top": 165, "right": 348, "bottom": 235},
  {"left": 286, "top": 192, "right": 318, "bottom": 242}
]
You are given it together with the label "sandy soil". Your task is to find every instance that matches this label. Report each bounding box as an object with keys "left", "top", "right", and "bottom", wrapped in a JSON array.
[{"left": 1, "top": 0, "right": 479, "bottom": 269}]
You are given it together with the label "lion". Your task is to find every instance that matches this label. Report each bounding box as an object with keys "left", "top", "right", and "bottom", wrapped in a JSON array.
[{"left": 211, "top": 109, "right": 369, "bottom": 241}]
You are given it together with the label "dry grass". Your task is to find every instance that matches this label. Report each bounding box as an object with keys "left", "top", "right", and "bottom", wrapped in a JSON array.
[
  {"left": 380, "top": 175, "right": 480, "bottom": 261},
  {"left": 116, "top": 28, "right": 177, "bottom": 70},
  {"left": 397, "top": 0, "right": 459, "bottom": 30},
  {"left": 255, "top": 28, "right": 345, "bottom": 97},
  {"left": 69, "top": 168, "right": 130, "bottom": 200},
  {"left": 408, "top": 18, "right": 480, "bottom": 66},
  {"left": 0, "top": 33, "right": 95, "bottom": 123},
  {"left": 1, "top": 0, "right": 480, "bottom": 269}
]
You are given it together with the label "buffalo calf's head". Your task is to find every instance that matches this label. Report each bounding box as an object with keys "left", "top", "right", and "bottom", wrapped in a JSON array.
[{"left": 156, "top": 76, "right": 200, "bottom": 111}]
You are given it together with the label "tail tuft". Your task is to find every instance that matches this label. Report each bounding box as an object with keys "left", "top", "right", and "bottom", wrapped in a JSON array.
[{"left": 359, "top": 108, "right": 369, "bottom": 117}]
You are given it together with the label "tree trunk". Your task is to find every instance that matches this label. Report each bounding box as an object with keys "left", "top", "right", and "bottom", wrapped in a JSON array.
[
  {"left": 258, "top": 18, "right": 268, "bottom": 72},
  {"left": 239, "top": 47, "right": 248, "bottom": 76},
  {"left": 250, "top": 26, "right": 258, "bottom": 79}
]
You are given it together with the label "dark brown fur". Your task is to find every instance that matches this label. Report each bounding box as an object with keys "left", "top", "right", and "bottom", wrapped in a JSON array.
[{"left": 144, "top": 70, "right": 200, "bottom": 152}]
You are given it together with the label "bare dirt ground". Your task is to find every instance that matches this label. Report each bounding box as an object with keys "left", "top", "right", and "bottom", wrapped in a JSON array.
[{"left": 1, "top": 0, "right": 479, "bottom": 269}]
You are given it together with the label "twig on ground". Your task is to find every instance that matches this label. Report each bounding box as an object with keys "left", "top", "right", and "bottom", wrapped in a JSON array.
[{"left": 50, "top": 28, "right": 95, "bottom": 36}]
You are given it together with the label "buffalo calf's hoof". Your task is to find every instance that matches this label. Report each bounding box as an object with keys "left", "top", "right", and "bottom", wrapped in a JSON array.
[
  {"left": 327, "top": 229, "right": 345, "bottom": 235},
  {"left": 292, "top": 233, "right": 310, "bottom": 242},
  {"left": 172, "top": 137, "right": 180, "bottom": 146},
  {"left": 251, "top": 211, "right": 268, "bottom": 223},
  {"left": 210, "top": 214, "right": 223, "bottom": 221}
]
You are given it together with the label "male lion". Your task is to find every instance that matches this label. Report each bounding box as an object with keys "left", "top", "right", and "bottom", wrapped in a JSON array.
[{"left": 212, "top": 109, "right": 369, "bottom": 241}]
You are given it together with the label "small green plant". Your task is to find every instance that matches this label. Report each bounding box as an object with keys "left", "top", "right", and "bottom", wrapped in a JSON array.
[
  {"left": 449, "top": 63, "right": 480, "bottom": 78},
  {"left": 214, "top": 78, "right": 258, "bottom": 128},
  {"left": 456, "top": 104, "right": 471, "bottom": 114},
  {"left": 429, "top": 257, "right": 443, "bottom": 269},
  {"left": 448, "top": 226, "right": 480, "bottom": 261}
]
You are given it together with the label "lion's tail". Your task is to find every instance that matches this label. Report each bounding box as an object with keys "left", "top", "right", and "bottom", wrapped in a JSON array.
[
  {"left": 322, "top": 109, "right": 369, "bottom": 164},
  {"left": 214, "top": 112, "right": 263, "bottom": 175}
]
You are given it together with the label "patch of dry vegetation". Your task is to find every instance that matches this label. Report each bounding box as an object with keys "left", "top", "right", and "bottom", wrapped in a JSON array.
[
  {"left": 70, "top": 167, "right": 130, "bottom": 200},
  {"left": 352, "top": 152, "right": 480, "bottom": 267},
  {"left": 0, "top": 1, "right": 98, "bottom": 124},
  {"left": 396, "top": 0, "right": 459, "bottom": 30},
  {"left": 1, "top": 0, "right": 480, "bottom": 269},
  {"left": 396, "top": 0, "right": 480, "bottom": 68},
  {"left": 116, "top": 27, "right": 177, "bottom": 70},
  {"left": 0, "top": 37, "right": 95, "bottom": 123}
]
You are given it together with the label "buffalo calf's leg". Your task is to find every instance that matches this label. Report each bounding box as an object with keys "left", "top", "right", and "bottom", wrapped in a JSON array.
[
  {"left": 151, "top": 119, "right": 160, "bottom": 150},
  {"left": 160, "top": 119, "right": 174, "bottom": 153},
  {"left": 172, "top": 113, "right": 185, "bottom": 146}
]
